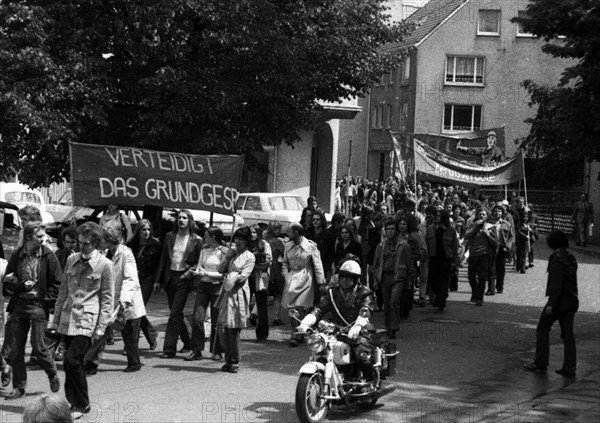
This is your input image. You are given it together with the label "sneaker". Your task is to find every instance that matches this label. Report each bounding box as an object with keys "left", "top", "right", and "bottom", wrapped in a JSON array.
[
  {"left": 54, "top": 351, "right": 64, "bottom": 362},
  {"left": 49, "top": 374, "right": 60, "bottom": 393},
  {"left": 211, "top": 353, "right": 223, "bottom": 361},
  {"left": 272, "top": 319, "right": 285, "bottom": 326},
  {"left": 485, "top": 291, "right": 495, "bottom": 296},
  {"left": 289, "top": 338, "right": 299, "bottom": 347},
  {"left": 475, "top": 301, "right": 483, "bottom": 306},
  {"left": 178, "top": 346, "right": 192, "bottom": 354}
]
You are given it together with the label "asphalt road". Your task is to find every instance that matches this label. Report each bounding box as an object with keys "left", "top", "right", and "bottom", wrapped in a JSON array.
[{"left": 1, "top": 237, "right": 598, "bottom": 422}]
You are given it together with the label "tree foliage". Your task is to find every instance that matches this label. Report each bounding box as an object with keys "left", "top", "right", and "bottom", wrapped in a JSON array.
[
  {"left": 0, "top": 0, "right": 412, "bottom": 187},
  {"left": 512, "top": 0, "right": 600, "bottom": 162}
]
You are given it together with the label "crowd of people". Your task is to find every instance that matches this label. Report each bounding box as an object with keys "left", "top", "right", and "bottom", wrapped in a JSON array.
[{"left": 0, "top": 175, "right": 586, "bottom": 420}]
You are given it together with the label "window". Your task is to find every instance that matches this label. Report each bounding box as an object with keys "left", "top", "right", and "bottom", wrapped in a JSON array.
[
  {"left": 268, "top": 196, "right": 304, "bottom": 211},
  {"left": 403, "top": 56, "right": 411, "bottom": 80},
  {"left": 388, "top": 70, "right": 394, "bottom": 85},
  {"left": 446, "top": 56, "right": 484, "bottom": 85},
  {"left": 371, "top": 106, "right": 378, "bottom": 129},
  {"left": 516, "top": 11, "right": 534, "bottom": 37},
  {"left": 4, "top": 192, "right": 42, "bottom": 204},
  {"left": 398, "top": 102, "right": 408, "bottom": 128},
  {"left": 376, "top": 105, "right": 383, "bottom": 128},
  {"left": 443, "top": 104, "right": 482, "bottom": 132},
  {"left": 235, "top": 196, "right": 246, "bottom": 210},
  {"left": 478, "top": 10, "right": 500, "bottom": 35},
  {"left": 386, "top": 104, "right": 393, "bottom": 128},
  {"left": 244, "top": 196, "right": 262, "bottom": 211}
]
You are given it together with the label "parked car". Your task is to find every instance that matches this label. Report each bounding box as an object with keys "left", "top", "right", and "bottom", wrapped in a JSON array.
[
  {"left": 0, "top": 182, "right": 54, "bottom": 224},
  {"left": 235, "top": 192, "right": 329, "bottom": 231},
  {"left": 46, "top": 188, "right": 73, "bottom": 222},
  {"left": 45, "top": 205, "right": 243, "bottom": 241},
  {"left": 0, "top": 201, "right": 22, "bottom": 260},
  {"left": 162, "top": 208, "right": 244, "bottom": 239}
]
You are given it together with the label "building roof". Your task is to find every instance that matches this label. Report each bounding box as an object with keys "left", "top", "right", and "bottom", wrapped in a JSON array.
[{"left": 382, "top": 0, "right": 469, "bottom": 52}]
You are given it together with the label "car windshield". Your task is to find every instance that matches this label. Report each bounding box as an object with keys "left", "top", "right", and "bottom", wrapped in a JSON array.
[
  {"left": 5, "top": 192, "right": 41, "bottom": 204},
  {"left": 268, "top": 196, "right": 305, "bottom": 211}
]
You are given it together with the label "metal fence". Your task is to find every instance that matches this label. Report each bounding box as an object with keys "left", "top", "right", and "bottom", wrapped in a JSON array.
[{"left": 479, "top": 187, "right": 581, "bottom": 236}]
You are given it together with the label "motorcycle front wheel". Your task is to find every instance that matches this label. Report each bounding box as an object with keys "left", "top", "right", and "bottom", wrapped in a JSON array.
[{"left": 295, "top": 372, "right": 329, "bottom": 423}]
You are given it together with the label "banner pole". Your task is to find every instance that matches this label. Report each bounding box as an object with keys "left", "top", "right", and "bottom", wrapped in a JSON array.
[
  {"left": 412, "top": 137, "right": 417, "bottom": 196},
  {"left": 346, "top": 140, "right": 352, "bottom": 217},
  {"left": 229, "top": 214, "right": 236, "bottom": 248},
  {"left": 521, "top": 150, "right": 528, "bottom": 206}
]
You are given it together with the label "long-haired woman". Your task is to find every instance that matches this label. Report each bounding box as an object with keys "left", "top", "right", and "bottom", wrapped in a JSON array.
[
  {"left": 333, "top": 224, "right": 362, "bottom": 272},
  {"left": 248, "top": 225, "right": 272, "bottom": 341},
  {"left": 154, "top": 209, "right": 202, "bottom": 358},
  {"left": 127, "top": 219, "right": 161, "bottom": 350},
  {"left": 217, "top": 227, "right": 255, "bottom": 373},
  {"left": 186, "top": 226, "right": 229, "bottom": 361}
]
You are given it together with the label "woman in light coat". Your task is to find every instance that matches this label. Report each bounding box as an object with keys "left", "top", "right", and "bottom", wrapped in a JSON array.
[{"left": 217, "top": 227, "right": 255, "bottom": 373}]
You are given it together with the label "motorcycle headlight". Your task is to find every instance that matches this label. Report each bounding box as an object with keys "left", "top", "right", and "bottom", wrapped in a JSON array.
[{"left": 306, "top": 334, "right": 326, "bottom": 353}]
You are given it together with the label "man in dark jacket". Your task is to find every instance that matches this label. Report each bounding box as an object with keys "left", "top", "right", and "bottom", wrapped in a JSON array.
[
  {"left": 465, "top": 208, "right": 498, "bottom": 306},
  {"left": 2, "top": 222, "right": 62, "bottom": 399},
  {"left": 297, "top": 260, "right": 377, "bottom": 380},
  {"left": 524, "top": 230, "right": 578, "bottom": 377}
]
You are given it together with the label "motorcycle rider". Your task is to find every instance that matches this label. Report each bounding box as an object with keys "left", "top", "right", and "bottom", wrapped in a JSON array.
[{"left": 297, "top": 260, "right": 377, "bottom": 381}]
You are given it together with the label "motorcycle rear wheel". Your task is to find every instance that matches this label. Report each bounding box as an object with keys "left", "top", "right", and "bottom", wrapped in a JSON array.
[{"left": 295, "top": 373, "right": 329, "bottom": 423}]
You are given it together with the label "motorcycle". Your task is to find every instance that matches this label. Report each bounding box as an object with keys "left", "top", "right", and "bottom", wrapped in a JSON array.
[{"left": 290, "top": 310, "right": 398, "bottom": 423}]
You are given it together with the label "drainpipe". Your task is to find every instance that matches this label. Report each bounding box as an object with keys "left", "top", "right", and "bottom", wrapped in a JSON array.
[{"left": 365, "top": 90, "right": 372, "bottom": 178}]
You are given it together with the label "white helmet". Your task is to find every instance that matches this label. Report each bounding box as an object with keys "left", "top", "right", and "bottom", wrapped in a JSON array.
[{"left": 339, "top": 260, "right": 361, "bottom": 278}]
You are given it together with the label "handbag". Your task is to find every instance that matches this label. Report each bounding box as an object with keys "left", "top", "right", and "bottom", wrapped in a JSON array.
[{"left": 109, "top": 304, "right": 127, "bottom": 331}]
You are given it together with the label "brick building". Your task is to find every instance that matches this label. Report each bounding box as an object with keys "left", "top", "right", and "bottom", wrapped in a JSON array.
[{"left": 349, "top": 0, "right": 573, "bottom": 181}]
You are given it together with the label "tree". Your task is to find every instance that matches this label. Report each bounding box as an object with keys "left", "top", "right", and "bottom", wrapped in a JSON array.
[
  {"left": 0, "top": 0, "right": 412, "bottom": 187},
  {"left": 512, "top": 0, "right": 600, "bottom": 164}
]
